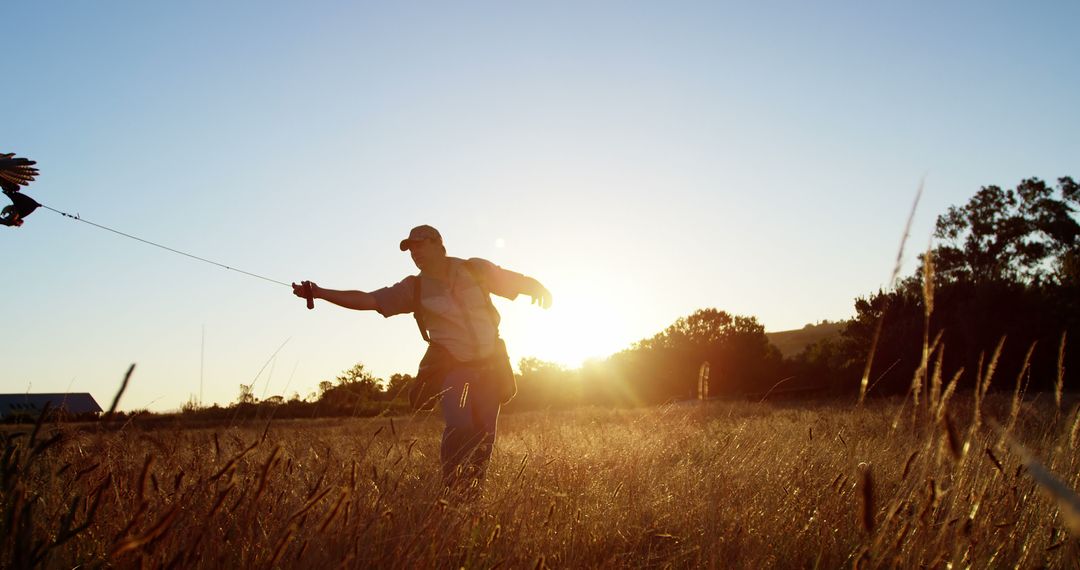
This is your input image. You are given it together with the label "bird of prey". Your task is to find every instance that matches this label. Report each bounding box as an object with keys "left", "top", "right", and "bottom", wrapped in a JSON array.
[{"left": 1, "top": 153, "right": 41, "bottom": 227}]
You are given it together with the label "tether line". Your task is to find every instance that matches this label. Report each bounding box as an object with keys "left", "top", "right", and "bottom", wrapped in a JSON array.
[{"left": 40, "top": 204, "right": 291, "bottom": 288}]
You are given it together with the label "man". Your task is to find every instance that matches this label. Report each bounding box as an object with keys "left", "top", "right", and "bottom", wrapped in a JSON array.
[{"left": 292, "top": 225, "right": 551, "bottom": 493}]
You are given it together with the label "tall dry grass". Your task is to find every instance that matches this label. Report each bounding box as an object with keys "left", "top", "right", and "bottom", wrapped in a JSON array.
[{"left": 3, "top": 387, "right": 1078, "bottom": 568}]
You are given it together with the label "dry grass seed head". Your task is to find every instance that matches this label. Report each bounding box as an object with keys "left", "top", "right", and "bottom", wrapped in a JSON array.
[
  {"left": 922, "top": 245, "right": 935, "bottom": 316},
  {"left": 1055, "top": 331, "right": 1066, "bottom": 411},
  {"left": 929, "top": 344, "right": 946, "bottom": 413},
  {"left": 1069, "top": 406, "right": 1080, "bottom": 449},
  {"left": 941, "top": 414, "right": 961, "bottom": 461},
  {"left": 982, "top": 337, "right": 1007, "bottom": 397},
  {"left": 859, "top": 464, "right": 875, "bottom": 533},
  {"left": 1001, "top": 342, "right": 1038, "bottom": 448},
  {"left": 902, "top": 451, "right": 919, "bottom": 481},
  {"left": 985, "top": 448, "right": 1005, "bottom": 477}
]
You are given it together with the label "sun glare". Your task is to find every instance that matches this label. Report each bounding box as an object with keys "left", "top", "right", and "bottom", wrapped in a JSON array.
[{"left": 502, "top": 285, "right": 635, "bottom": 369}]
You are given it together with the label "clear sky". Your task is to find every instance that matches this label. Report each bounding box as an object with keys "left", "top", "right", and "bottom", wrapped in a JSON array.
[{"left": 3, "top": 1, "right": 1077, "bottom": 411}]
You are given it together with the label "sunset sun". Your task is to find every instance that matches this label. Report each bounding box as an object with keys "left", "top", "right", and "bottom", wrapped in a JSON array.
[{"left": 501, "top": 284, "right": 634, "bottom": 369}]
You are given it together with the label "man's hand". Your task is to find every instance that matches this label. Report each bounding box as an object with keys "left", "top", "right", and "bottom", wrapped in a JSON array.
[
  {"left": 527, "top": 279, "right": 552, "bottom": 309},
  {"left": 291, "top": 281, "right": 318, "bottom": 309},
  {"left": 291, "top": 281, "right": 318, "bottom": 298}
]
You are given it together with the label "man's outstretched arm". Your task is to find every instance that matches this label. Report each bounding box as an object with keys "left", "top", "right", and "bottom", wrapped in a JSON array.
[
  {"left": 511, "top": 274, "right": 552, "bottom": 309},
  {"left": 292, "top": 282, "right": 378, "bottom": 311},
  {"left": 468, "top": 258, "right": 553, "bottom": 309}
]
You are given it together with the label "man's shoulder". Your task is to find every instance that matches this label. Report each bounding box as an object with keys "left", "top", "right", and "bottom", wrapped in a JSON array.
[
  {"left": 370, "top": 274, "right": 421, "bottom": 317},
  {"left": 445, "top": 256, "right": 492, "bottom": 266},
  {"left": 390, "top": 274, "right": 419, "bottom": 287},
  {"left": 377, "top": 274, "right": 420, "bottom": 298},
  {"left": 441, "top": 256, "right": 497, "bottom": 275},
  {"left": 461, "top": 257, "right": 497, "bottom": 271}
]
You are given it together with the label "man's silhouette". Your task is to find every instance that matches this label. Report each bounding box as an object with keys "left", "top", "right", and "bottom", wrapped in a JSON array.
[{"left": 293, "top": 225, "right": 551, "bottom": 494}]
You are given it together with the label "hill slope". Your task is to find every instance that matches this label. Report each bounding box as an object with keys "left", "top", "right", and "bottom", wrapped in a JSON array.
[{"left": 766, "top": 321, "right": 845, "bottom": 357}]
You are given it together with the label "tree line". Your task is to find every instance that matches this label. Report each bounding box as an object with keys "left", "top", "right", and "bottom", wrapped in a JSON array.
[{"left": 510, "top": 176, "right": 1079, "bottom": 409}]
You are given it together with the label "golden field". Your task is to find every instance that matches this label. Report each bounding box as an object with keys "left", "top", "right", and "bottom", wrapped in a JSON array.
[{"left": 3, "top": 389, "right": 1079, "bottom": 568}]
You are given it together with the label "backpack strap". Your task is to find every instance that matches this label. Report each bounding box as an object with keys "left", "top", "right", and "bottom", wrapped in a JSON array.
[{"left": 412, "top": 275, "right": 430, "bottom": 342}]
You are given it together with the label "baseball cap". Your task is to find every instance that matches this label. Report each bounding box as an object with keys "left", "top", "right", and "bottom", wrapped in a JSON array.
[{"left": 399, "top": 225, "right": 443, "bottom": 251}]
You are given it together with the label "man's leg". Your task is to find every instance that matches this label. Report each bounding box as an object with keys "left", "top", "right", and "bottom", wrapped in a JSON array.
[
  {"left": 463, "top": 368, "right": 502, "bottom": 481},
  {"left": 440, "top": 367, "right": 485, "bottom": 487}
]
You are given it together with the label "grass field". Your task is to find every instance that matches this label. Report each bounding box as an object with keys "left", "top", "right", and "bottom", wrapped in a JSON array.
[{"left": 4, "top": 389, "right": 1079, "bottom": 568}]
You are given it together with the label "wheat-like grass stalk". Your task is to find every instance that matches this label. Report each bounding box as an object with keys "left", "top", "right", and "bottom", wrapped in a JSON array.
[
  {"left": 935, "top": 368, "right": 963, "bottom": 423},
  {"left": 1068, "top": 405, "right": 1080, "bottom": 450},
  {"left": 1056, "top": 331, "right": 1067, "bottom": 412},
  {"left": 858, "top": 464, "right": 875, "bottom": 533},
  {"left": 984, "top": 447, "right": 1005, "bottom": 477},
  {"left": 971, "top": 337, "right": 1007, "bottom": 444},
  {"left": 981, "top": 337, "right": 1006, "bottom": 399},
  {"left": 928, "top": 344, "right": 945, "bottom": 414},
  {"left": 910, "top": 331, "right": 943, "bottom": 427},
  {"left": 920, "top": 245, "right": 936, "bottom": 414},
  {"left": 940, "top": 413, "right": 961, "bottom": 461},
  {"left": 1000, "top": 342, "right": 1037, "bottom": 448},
  {"left": 922, "top": 244, "right": 935, "bottom": 317},
  {"left": 858, "top": 319, "right": 887, "bottom": 408}
]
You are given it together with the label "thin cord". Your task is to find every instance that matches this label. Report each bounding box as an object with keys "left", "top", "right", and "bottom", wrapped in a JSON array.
[{"left": 39, "top": 204, "right": 291, "bottom": 288}]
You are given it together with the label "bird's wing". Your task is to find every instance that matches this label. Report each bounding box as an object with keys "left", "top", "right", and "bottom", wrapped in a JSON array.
[{"left": 0, "top": 154, "right": 39, "bottom": 191}]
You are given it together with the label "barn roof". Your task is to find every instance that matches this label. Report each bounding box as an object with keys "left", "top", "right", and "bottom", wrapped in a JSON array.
[{"left": 0, "top": 393, "right": 103, "bottom": 417}]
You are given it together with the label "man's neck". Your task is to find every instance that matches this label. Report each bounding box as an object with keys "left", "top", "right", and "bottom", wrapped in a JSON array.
[{"left": 421, "top": 256, "right": 451, "bottom": 281}]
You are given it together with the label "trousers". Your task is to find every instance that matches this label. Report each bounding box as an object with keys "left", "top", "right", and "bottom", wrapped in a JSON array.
[{"left": 439, "top": 364, "right": 501, "bottom": 487}]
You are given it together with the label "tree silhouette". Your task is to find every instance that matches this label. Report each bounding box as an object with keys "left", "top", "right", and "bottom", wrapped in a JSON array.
[
  {"left": 385, "top": 373, "right": 413, "bottom": 402},
  {"left": 314, "top": 362, "right": 385, "bottom": 414},
  {"left": 635, "top": 308, "right": 764, "bottom": 351},
  {"left": 933, "top": 177, "right": 1078, "bottom": 285},
  {"left": 814, "top": 176, "right": 1080, "bottom": 397},
  {"left": 236, "top": 384, "right": 255, "bottom": 405},
  {"left": 587, "top": 308, "right": 781, "bottom": 403}
]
